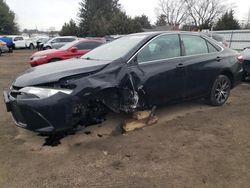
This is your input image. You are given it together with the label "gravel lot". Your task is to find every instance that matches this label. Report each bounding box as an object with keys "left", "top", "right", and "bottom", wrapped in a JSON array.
[{"left": 1, "top": 50, "right": 250, "bottom": 188}]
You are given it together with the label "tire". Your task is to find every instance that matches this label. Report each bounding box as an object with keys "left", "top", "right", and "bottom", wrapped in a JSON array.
[
  {"left": 45, "top": 46, "right": 52, "bottom": 50},
  {"left": 207, "top": 75, "right": 231, "bottom": 106},
  {"left": 0, "top": 50, "right": 2, "bottom": 56},
  {"left": 8, "top": 48, "right": 13, "bottom": 53},
  {"left": 29, "top": 43, "right": 35, "bottom": 49}
]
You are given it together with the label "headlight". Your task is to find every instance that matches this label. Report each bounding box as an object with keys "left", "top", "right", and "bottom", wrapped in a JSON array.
[
  {"left": 19, "top": 87, "right": 73, "bottom": 99},
  {"left": 32, "top": 55, "right": 47, "bottom": 61}
]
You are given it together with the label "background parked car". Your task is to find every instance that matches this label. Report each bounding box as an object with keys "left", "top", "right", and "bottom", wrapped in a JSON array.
[
  {"left": 0, "top": 36, "right": 14, "bottom": 52},
  {"left": 36, "top": 38, "right": 50, "bottom": 50},
  {"left": 0, "top": 40, "right": 9, "bottom": 55},
  {"left": 204, "top": 33, "right": 229, "bottom": 47},
  {"left": 7, "top": 35, "right": 26, "bottom": 49},
  {"left": 240, "top": 47, "right": 250, "bottom": 80},
  {"left": 25, "top": 36, "right": 49, "bottom": 49},
  {"left": 43, "top": 36, "right": 77, "bottom": 50},
  {"left": 30, "top": 39, "right": 104, "bottom": 66}
]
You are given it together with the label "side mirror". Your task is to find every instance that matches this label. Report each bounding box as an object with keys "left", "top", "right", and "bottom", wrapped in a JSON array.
[{"left": 70, "top": 47, "right": 78, "bottom": 53}]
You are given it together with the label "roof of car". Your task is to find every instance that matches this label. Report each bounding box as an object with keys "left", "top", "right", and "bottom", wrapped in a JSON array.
[{"left": 129, "top": 31, "right": 211, "bottom": 38}]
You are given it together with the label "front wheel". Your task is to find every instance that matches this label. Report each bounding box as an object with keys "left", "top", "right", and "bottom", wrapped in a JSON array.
[{"left": 207, "top": 75, "right": 231, "bottom": 106}]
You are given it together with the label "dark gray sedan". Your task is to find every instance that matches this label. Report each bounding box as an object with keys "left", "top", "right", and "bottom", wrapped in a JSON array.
[{"left": 3, "top": 32, "right": 243, "bottom": 134}]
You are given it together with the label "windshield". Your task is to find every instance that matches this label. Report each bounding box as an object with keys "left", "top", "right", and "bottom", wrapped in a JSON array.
[
  {"left": 59, "top": 40, "right": 80, "bottom": 50},
  {"left": 81, "top": 34, "right": 148, "bottom": 61}
]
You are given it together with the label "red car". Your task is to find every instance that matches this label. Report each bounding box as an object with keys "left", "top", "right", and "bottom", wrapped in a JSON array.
[{"left": 29, "top": 39, "right": 103, "bottom": 66}]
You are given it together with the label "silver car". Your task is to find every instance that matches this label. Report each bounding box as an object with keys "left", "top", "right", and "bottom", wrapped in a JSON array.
[
  {"left": 0, "top": 40, "right": 9, "bottom": 55},
  {"left": 43, "top": 36, "right": 77, "bottom": 50}
]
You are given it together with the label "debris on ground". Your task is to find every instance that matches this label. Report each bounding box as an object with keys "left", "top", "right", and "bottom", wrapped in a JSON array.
[{"left": 122, "top": 108, "right": 158, "bottom": 132}]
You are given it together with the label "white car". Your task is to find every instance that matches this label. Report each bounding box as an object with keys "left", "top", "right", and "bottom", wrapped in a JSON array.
[
  {"left": 7, "top": 35, "right": 26, "bottom": 49},
  {"left": 26, "top": 36, "right": 49, "bottom": 49}
]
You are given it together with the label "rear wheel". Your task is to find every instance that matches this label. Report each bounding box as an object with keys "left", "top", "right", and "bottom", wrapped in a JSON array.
[{"left": 207, "top": 75, "right": 231, "bottom": 106}]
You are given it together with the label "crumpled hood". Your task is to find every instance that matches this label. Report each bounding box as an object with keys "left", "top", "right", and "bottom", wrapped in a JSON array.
[{"left": 13, "top": 58, "right": 111, "bottom": 87}]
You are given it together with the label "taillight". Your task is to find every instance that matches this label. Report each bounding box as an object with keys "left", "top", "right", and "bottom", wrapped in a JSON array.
[{"left": 237, "top": 55, "right": 244, "bottom": 64}]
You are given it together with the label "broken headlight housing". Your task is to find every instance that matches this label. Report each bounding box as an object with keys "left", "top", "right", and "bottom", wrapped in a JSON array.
[{"left": 19, "top": 87, "right": 73, "bottom": 99}]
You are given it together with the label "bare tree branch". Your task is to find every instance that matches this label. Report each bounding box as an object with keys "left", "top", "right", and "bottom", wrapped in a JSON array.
[
  {"left": 184, "top": 0, "right": 228, "bottom": 28},
  {"left": 158, "top": 0, "right": 188, "bottom": 25}
]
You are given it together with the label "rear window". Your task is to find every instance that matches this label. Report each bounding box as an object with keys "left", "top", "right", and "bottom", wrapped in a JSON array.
[{"left": 75, "top": 42, "right": 101, "bottom": 50}]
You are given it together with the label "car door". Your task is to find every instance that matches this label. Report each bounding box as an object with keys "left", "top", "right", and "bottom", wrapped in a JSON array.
[
  {"left": 13, "top": 37, "right": 26, "bottom": 48},
  {"left": 180, "top": 34, "right": 222, "bottom": 98},
  {"left": 52, "top": 38, "right": 64, "bottom": 49},
  {"left": 132, "top": 34, "right": 186, "bottom": 105}
]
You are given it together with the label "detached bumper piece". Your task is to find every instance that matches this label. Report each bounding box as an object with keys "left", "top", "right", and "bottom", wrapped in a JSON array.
[{"left": 3, "top": 91, "right": 80, "bottom": 134}]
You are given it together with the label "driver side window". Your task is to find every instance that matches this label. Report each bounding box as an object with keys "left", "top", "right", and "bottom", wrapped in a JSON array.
[{"left": 137, "top": 34, "right": 181, "bottom": 63}]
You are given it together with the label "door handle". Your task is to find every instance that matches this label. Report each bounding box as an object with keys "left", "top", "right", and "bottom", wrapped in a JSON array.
[
  {"left": 176, "top": 63, "right": 184, "bottom": 69},
  {"left": 215, "top": 56, "right": 222, "bottom": 61}
]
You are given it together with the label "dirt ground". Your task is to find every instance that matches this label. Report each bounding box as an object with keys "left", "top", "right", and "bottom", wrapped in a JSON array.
[{"left": 1, "top": 50, "right": 250, "bottom": 188}]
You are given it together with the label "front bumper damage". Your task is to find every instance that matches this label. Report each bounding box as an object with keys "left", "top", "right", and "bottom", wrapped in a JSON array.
[{"left": 3, "top": 90, "right": 82, "bottom": 134}]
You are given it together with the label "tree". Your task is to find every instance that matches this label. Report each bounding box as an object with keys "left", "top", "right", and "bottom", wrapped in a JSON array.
[
  {"left": 60, "top": 19, "right": 79, "bottom": 36},
  {"left": 245, "top": 8, "right": 250, "bottom": 29},
  {"left": 184, "top": 0, "right": 227, "bottom": 29},
  {"left": 214, "top": 10, "right": 240, "bottom": 30},
  {"left": 78, "top": 0, "right": 121, "bottom": 36},
  {"left": 111, "top": 12, "right": 143, "bottom": 34},
  {"left": 157, "top": 0, "right": 188, "bottom": 26},
  {"left": 78, "top": 0, "right": 142, "bottom": 36},
  {"left": 133, "top": 14, "right": 152, "bottom": 29},
  {"left": 0, "top": 0, "right": 18, "bottom": 34},
  {"left": 155, "top": 14, "right": 167, "bottom": 26}
]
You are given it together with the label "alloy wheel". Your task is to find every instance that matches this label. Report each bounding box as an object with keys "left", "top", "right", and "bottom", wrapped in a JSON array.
[{"left": 214, "top": 77, "right": 230, "bottom": 104}]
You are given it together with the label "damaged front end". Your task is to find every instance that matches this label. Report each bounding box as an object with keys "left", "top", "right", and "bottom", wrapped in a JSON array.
[
  {"left": 4, "top": 60, "right": 147, "bottom": 134},
  {"left": 3, "top": 33, "right": 154, "bottom": 134}
]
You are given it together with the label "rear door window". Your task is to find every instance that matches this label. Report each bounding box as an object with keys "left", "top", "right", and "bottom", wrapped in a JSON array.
[
  {"left": 137, "top": 34, "right": 181, "bottom": 63},
  {"left": 181, "top": 35, "right": 208, "bottom": 56}
]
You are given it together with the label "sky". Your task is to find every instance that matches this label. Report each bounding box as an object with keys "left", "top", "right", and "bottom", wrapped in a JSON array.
[{"left": 5, "top": 0, "right": 250, "bottom": 31}]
